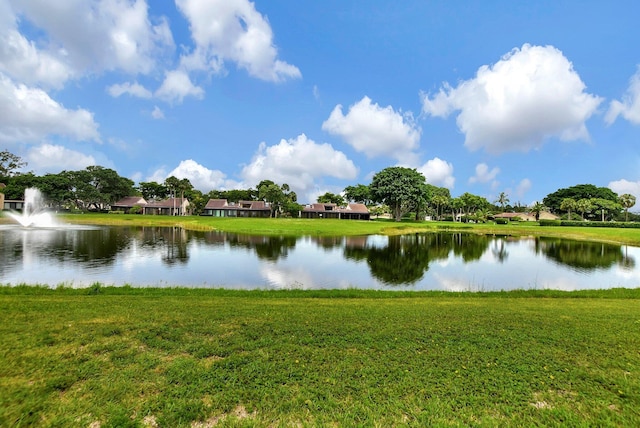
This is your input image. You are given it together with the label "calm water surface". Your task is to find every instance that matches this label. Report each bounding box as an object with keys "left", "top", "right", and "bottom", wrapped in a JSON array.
[{"left": 1, "top": 225, "right": 638, "bottom": 291}]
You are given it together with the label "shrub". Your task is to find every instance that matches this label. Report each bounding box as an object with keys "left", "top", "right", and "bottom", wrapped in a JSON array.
[{"left": 495, "top": 218, "right": 509, "bottom": 225}]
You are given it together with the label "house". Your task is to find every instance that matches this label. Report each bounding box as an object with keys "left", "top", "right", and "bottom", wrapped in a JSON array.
[
  {"left": 493, "top": 212, "right": 560, "bottom": 222},
  {"left": 301, "top": 203, "right": 370, "bottom": 220},
  {"left": 111, "top": 196, "right": 147, "bottom": 214},
  {"left": 201, "top": 199, "right": 271, "bottom": 217},
  {"left": 143, "top": 197, "right": 190, "bottom": 216}
]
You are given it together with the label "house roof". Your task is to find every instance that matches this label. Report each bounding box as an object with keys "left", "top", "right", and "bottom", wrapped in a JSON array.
[
  {"left": 204, "top": 199, "right": 228, "bottom": 209},
  {"left": 302, "top": 203, "right": 369, "bottom": 214},
  {"left": 204, "top": 199, "right": 270, "bottom": 210},
  {"left": 113, "top": 196, "right": 147, "bottom": 207},
  {"left": 145, "top": 197, "right": 189, "bottom": 208}
]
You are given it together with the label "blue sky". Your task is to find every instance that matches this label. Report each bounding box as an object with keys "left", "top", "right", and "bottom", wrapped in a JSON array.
[{"left": 2, "top": 0, "right": 640, "bottom": 206}]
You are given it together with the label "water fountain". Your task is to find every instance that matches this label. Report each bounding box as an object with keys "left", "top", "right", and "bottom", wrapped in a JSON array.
[{"left": 5, "top": 188, "right": 58, "bottom": 227}]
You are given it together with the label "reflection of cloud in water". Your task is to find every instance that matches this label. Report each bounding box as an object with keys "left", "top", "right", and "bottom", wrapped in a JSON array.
[{"left": 260, "top": 262, "right": 354, "bottom": 290}]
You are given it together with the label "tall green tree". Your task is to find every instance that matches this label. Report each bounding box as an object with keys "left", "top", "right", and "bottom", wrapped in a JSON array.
[
  {"left": 138, "top": 181, "right": 168, "bottom": 201},
  {"left": 560, "top": 198, "right": 577, "bottom": 220},
  {"left": 69, "top": 166, "right": 135, "bottom": 211},
  {"left": 576, "top": 198, "right": 592, "bottom": 221},
  {"left": 257, "top": 180, "right": 296, "bottom": 217},
  {"left": 530, "top": 201, "right": 546, "bottom": 221},
  {"left": 543, "top": 184, "right": 618, "bottom": 213},
  {"left": 317, "top": 192, "right": 345, "bottom": 206},
  {"left": 619, "top": 194, "right": 637, "bottom": 222},
  {"left": 591, "top": 198, "right": 621, "bottom": 222},
  {"left": 0, "top": 149, "right": 26, "bottom": 178},
  {"left": 369, "top": 167, "right": 427, "bottom": 222},
  {"left": 495, "top": 192, "right": 510, "bottom": 212},
  {"left": 343, "top": 184, "right": 372, "bottom": 205}
]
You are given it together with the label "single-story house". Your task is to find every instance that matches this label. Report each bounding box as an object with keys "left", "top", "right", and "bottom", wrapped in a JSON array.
[
  {"left": 111, "top": 196, "right": 147, "bottom": 213},
  {"left": 143, "top": 197, "right": 190, "bottom": 216},
  {"left": 201, "top": 199, "right": 271, "bottom": 217},
  {"left": 492, "top": 212, "right": 560, "bottom": 222},
  {"left": 301, "top": 203, "right": 370, "bottom": 220}
]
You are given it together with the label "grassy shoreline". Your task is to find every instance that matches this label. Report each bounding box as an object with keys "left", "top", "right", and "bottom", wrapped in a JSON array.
[
  {"left": 1, "top": 289, "right": 638, "bottom": 427},
  {"left": 3, "top": 212, "right": 640, "bottom": 246}
]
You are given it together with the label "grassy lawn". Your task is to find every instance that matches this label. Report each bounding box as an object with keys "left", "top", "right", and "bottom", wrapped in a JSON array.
[{"left": 1, "top": 287, "right": 639, "bottom": 427}]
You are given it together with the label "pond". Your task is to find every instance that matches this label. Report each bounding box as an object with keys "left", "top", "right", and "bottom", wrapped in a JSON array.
[{"left": 0, "top": 225, "right": 638, "bottom": 291}]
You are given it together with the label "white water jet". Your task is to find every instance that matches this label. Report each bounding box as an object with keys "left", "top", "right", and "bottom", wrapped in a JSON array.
[{"left": 6, "top": 188, "right": 57, "bottom": 227}]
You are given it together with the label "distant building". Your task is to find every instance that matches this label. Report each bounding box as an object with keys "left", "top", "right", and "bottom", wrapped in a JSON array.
[
  {"left": 492, "top": 212, "right": 560, "bottom": 221},
  {"left": 301, "top": 203, "right": 370, "bottom": 220},
  {"left": 143, "top": 197, "right": 190, "bottom": 216},
  {"left": 201, "top": 199, "right": 271, "bottom": 217},
  {"left": 111, "top": 196, "right": 147, "bottom": 214}
]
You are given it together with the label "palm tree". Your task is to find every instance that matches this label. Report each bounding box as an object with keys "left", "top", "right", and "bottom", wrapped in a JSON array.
[
  {"left": 530, "top": 201, "right": 546, "bottom": 221},
  {"left": 575, "top": 198, "right": 592, "bottom": 221},
  {"left": 495, "top": 192, "right": 510, "bottom": 212},
  {"left": 619, "top": 194, "right": 637, "bottom": 222},
  {"left": 560, "top": 198, "right": 577, "bottom": 220}
]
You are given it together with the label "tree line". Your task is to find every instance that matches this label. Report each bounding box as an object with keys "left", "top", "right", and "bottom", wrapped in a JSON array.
[{"left": 1, "top": 150, "right": 636, "bottom": 220}]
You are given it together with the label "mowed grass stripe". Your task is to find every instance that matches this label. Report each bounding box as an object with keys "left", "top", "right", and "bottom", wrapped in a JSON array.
[{"left": 1, "top": 291, "right": 638, "bottom": 427}]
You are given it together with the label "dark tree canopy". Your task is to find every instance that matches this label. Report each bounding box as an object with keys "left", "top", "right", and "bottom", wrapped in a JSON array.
[
  {"left": 543, "top": 184, "right": 618, "bottom": 213},
  {"left": 369, "top": 167, "right": 427, "bottom": 221},
  {"left": 317, "top": 192, "right": 345, "bottom": 206},
  {"left": 343, "top": 184, "right": 372, "bottom": 205}
]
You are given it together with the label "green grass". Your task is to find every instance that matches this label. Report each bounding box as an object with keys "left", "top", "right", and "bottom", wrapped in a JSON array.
[
  {"left": 4, "top": 212, "right": 640, "bottom": 246},
  {"left": 1, "top": 287, "right": 639, "bottom": 427}
]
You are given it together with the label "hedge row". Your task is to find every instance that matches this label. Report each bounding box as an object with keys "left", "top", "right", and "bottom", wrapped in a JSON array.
[{"left": 539, "top": 219, "right": 640, "bottom": 228}]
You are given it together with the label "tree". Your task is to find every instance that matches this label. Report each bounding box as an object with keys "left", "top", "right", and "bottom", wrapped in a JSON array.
[
  {"left": 257, "top": 180, "right": 296, "bottom": 217},
  {"left": 619, "top": 194, "right": 637, "bottom": 222},
  {"left": 530, "top": 201, "right": 546, "bottom": 221},
  {"left": 138, "top": 181, "right": 168, "bottom": 201},
  {"left": 369, "top": 167, "right": 427, "bottom": 222},
  {"left": 495, "top": 192, "right": 510, "bottom": 212},
  {"left": 317, "top": 192, "right": 345, "bottom": 206},
  {"left": 343, "top": 184, "right": 372, "bottom": 205},
  {"left": 543, "top": 184, "right": 618, "bottom": 213},
  {"left": 69, "top": 166, "right": 135, "bottom": 211},
  {"left": 431, "top": 194, "right": 450, "bottom": 220},
  {"left": 0, "top": 150, "right": 26, "bottom": 177},
  {"left": 591, "top": 198, "right": 621, "bottom": 222},
  {"left": 560, "top": 198, "right": 577, "bottom": 220},
  {"left": 575, "top": 198, "right": 592, "bottom": 220}
]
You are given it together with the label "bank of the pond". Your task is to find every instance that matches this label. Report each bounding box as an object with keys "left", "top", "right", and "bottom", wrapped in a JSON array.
[
  {"left": 1, "top": 287, "right": 638, "bottom": 427},
  {"left": 3, "top": 212, "right": 638, "bottom": 246}
]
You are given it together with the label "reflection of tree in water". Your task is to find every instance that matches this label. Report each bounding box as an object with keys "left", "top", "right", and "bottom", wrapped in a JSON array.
[
  {"left": 535, "top": 237, "right": 633, "bottom": 272},
  {"left": 46, "top": 227, "right": 131, "bottom": 266},
  {"left": 224, "top": 233, "right": 297, "bottom": 261},
  {"left": 160, "top": 227, "right": 190, "bottom": 265},
  {"left": 344, "top": 232, "right": 493, "bottom": 285}
]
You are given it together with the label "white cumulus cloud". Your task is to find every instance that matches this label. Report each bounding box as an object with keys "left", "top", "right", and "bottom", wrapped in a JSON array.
[
  {"left": 8, "top": 0, "right": 174, "bottom": 76},
  {"left": 107, "top": 81, "right": 153, "bottom": 99},
  {"left": 155, "top": 69, "right": 204, "bottom": 104},
  {"left": 25, "top": 143, "right": 96, "bottom": 173},
  {"left": 421, "top": 44, "right": 603, "bottom": 154},
  {"left": 609, "top": 179, "right": 640, "bottom": 204},
  {"left": 175, "top": 0, "right": 301, "bottom": 82},
  {"left": 418, "top": 157, "right": 455, "bottom": 189},
  {"left": 148, "top": 159, "right": 241, "bottom": 192},
  {"left": 322, "top": 96, "right": 421, "bottom": 163},
  {"left": 606, "top": 66, "right": 640, "bottom": 125},
  {"left": 241, "top": 134, "right": 358, "bottom": 202},
  {"left": 0, "top": 72, "right": 100, "bottom": 144},
  {"left": 469, "top": 163, "right": 500, "bottom": 185}
]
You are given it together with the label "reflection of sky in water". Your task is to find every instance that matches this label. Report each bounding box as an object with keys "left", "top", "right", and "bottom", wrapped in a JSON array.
[{"left": 1, "top": 226, "right": 639, "bottom": 291}]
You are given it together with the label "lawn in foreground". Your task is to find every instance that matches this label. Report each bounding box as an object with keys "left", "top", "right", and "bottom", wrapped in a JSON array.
[{"left": 1, "top": 288, "right": 638, "bottom": 427}]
